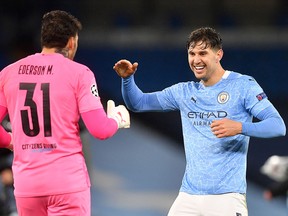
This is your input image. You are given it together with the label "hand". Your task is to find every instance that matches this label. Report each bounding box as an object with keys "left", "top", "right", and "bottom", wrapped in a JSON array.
[
  {"left": 210, "top": 118, "right": 242, "bottom": 138},
  {"left": 263, "top": 190, "right": 273, "bottom": 200},
  {"left": 6, "top": 132, "right": 13, "bottom": 151},
  {"left": 107, "top": 100, "right": 130, "bottom": 129},
  {"left": 113, "top": 59, "right": 138, "bottom": 78}
]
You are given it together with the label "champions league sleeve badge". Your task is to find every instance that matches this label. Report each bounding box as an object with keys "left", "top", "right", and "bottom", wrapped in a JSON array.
[
  {"left": 90, "top": 84, "right": 99, "bottom": 97},
  {"left": 256, "top": 92, "right": 267, "bottom": 101}
]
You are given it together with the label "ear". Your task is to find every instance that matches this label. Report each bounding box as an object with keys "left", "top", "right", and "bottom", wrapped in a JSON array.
[
  {"left": 66, "top": 36, "right": 76, "bottom": 50},
  {"left": 216, "top": 49, "right": 224, "bottom": 62}
]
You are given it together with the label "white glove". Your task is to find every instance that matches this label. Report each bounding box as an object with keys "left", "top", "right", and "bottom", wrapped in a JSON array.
[{"left": 107, "top": 100, "right": 130, "bottom": 129}]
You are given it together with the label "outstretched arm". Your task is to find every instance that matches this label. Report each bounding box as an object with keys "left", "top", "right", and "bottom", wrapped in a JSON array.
[
  {"left": 121, "top": 76, "right": 162, "bottom": 112},
  {"left": 114, "top": 59, "right": 163, "bottom": 112},
  {"left": 81, "top": 100, "right": 130, "bottom": 140},
  {"left": 81, "top": 109, "right": 118, "bottom": 140}
]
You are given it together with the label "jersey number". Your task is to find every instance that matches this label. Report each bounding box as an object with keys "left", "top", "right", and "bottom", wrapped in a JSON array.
[{"left": 20, "top": 83, "right": 52, "bottom": 137}]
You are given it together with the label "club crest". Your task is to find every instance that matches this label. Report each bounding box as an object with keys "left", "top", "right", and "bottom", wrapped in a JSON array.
[{"left": 217, "top": 91, "right": 229, "bottom": 104}]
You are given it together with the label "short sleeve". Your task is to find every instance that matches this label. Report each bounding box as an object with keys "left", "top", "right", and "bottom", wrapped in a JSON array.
[
  {"left": 77, "top": 67, "right": 103, "bottom": 113},
  {"left": 241, "top": 76, "right": 271, "bottom": 116}
]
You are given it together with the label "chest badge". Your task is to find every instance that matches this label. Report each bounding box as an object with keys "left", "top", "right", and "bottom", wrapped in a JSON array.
[{"left": 217, "top": 91, "right": 229, "bottom": 104}]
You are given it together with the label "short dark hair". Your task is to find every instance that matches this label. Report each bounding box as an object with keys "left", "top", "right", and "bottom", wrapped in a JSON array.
[
  {"left": 186, "top": 27, "right": 222, "bottom": 50},
  {"left": 41, "top": 10, "right": 82, "bottom": 49}
]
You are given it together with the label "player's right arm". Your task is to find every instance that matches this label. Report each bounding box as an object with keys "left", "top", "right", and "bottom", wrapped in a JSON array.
[
  {"left": 0, "top": 105, "right": 12, "bottom": 150},
  {"left": 113, "top": 59, "right": 163, "bottom": 112},
  {"left": 81, "top": 100, "right": 130, "bottom": 140},
  {"left": 113, "top": 59, "right": 138, "bottom": 78}
]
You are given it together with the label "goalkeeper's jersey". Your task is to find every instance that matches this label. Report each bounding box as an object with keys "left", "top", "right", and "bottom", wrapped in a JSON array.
[
  {"left": 0, "top": 53, "right": 103, "bottom": 197},
  {"left": 156, "top": 70, "right": 271, "bottom": 194}
]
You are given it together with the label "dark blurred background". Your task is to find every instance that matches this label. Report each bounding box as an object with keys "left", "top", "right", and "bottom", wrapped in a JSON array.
[{"left": 0, "top": 0, "right": 288, "bottom": 200}]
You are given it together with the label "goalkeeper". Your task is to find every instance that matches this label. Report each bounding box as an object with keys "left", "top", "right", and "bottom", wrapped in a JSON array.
[
  {"left": 113, "top": 27, "right": 286, "bottom": 216},
  {"left": 0, "top": 10, "right": 129, "bottom": 216}
]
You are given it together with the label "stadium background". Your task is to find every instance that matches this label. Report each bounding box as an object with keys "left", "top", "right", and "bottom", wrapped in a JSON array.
[{"left": 0, "top": 1, "right": 288, "bottom": 215}]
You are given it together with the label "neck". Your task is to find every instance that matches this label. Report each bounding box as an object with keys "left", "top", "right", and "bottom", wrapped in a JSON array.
[
  {"left": 202, "top": 68, "right": 226, "bottom": 87},
  {"left": 41, "top": 47, "right": 69, "bottom": 58}
]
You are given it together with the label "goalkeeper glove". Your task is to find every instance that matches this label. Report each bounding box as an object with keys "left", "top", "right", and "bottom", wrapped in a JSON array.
[{"left": 107, "top": 100, "right": 130, "bottom": 129}]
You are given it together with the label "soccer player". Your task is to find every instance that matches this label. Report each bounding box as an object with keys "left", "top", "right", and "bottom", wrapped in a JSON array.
[
  {"left": 113, "top": 27, "right": 286, "bottom": 216},
  {"left": 0, "top": 10, "right": 130, "bottom": 216}
]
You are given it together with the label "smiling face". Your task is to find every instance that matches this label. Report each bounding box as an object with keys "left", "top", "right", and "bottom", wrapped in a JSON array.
[{"left": 188, "top": 41, "right": 224, "bottom": 86}]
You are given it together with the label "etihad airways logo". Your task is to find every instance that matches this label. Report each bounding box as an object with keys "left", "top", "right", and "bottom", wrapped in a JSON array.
[
  {"left": 188, "top": 111, "right": 228, "bottom": 126},
  {"left": 188, "top": 111, "right": 227, "bottom": 119}
]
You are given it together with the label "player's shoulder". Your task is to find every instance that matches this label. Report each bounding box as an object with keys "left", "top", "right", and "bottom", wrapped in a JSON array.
[
  {"left": 38, "top": 52, "right": 92, "bottom": 73},
  {"left": 72, "top": 60, "right": 91, "bottom": 71},
  {"left": 63, "top": 58, "right": 93, "bottom": 74},
  {"left": 226, "top": 70, "right": 256, "bottom": 83},
  {"left": 168, "top": 81, "right": 198, "bottom": 92},
  {"left": 171, "top": 81, "right": 195, "bottom": 88},
  {"left": 0, "top": 55, "right": 30, "bottom": 74}
]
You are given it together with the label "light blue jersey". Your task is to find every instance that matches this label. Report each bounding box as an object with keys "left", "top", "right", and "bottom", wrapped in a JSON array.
[
  {"left": 155, "top": 71, "right": 271, "bottom": 194},
  {"left": 122, "top": 70, "right": 285, "bottom": 195}
]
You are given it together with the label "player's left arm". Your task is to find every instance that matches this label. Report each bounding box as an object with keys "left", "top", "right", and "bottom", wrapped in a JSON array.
[
  {"left": 211, "top": 105, "right": 286, "bottom": 138},
  {"left": 211, "top": 118, "right": 242, "bottom": 138},
  {"left": 241, "top": 105, "right": 286, "bottom": 138},
  {"left": 240, "top": 77, "right": 286, "bottom": 138},
  {"left": 212, "top": 76, "right": 286, "bottom": 138}
]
